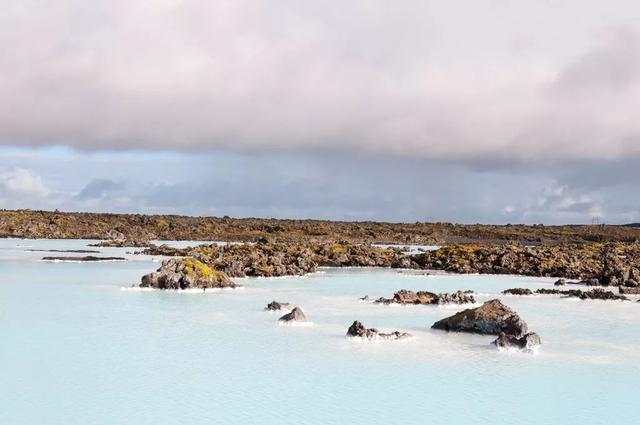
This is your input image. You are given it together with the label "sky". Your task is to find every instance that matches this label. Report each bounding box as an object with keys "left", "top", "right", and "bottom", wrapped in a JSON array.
[{"left": 1, "top": 1, "right": 640, "bottom": 224}]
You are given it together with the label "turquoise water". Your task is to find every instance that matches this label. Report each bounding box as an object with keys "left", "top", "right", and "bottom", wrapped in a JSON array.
[{"left": 1, "top": 239, "right": 639, "bottom": 425}]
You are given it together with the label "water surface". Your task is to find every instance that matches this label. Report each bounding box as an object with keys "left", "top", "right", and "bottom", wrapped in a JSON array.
[{"left": 1, "top": 239, "right": 638, "bottom": 424}]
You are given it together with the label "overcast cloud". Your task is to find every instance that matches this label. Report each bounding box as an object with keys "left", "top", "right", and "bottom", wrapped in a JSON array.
[
  {"left": 0, "top": 1, "right": 639, "bottom": 161},
  {"left": 1, "top": 2, "right": 639, "bottom": 223}
]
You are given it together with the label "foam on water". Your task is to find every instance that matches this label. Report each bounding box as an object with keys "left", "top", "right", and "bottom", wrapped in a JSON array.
[{"left": 1, "top": 238, "right": 639, "bottom": 425}]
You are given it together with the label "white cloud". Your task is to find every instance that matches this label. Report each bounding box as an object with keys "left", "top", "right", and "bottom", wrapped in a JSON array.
[
  {"left": 0, "top": 1, "right": 638, "bottom": 162},
  {"left": 0, "top": 167, "right": 50, "bottom": 197}
]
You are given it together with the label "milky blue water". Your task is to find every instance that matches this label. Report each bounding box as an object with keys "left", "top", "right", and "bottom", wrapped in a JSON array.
[{"left": 1, "top": 239, "right": 639, "bottom": 425}]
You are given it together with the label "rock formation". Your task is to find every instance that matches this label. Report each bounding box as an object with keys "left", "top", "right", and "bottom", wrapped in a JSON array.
[
  {"left": 279, "top": 307, "right": 307, "bottom": 322},
  {"left": 374, "top": 289, "right": 475, "bottom": 305},
  {"left": 140, "top": 258, "right": 236, "bottom": 290},
  {"left": 492, "top": 332, "right": 542, "bottom": 351},
  {"left": 431, "top": 299, "right": 528, "bottom": 336},
  {"left": 346, "top": 321, "right": 411, "bottom": 340}
]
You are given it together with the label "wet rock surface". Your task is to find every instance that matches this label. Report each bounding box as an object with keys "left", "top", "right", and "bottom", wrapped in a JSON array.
[
  {"left": 432, "top": 299, "right": 529, "bottom": 337},
  {"left": 140, "top": 258, "right": 236, "bottom": 290},
  {"left": 346, "top": 321, "right": 411, "bottom": 340}
]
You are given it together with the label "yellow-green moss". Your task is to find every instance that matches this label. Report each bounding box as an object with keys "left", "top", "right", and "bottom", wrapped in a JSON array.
[{"left": 182, "top": 258, "right": 222, "bottom": 281}]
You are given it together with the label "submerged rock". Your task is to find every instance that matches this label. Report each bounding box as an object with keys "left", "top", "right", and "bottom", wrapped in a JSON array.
[
  {"left": 140, "top": 258, "right": 236, "bottom": 290},
  {"left": 279, "top": 307, "right": 307, "bottom": 322},
  {"left": 265, "top": 301, "right": 291, "bottom": 311},
  {"left": 346, "top": 321, "right": 411, "bottom": 340},
  {"left": 374, "top": 289, "right": 475, "bottom": 305},
  {"left": 42, "top": 255, "right": 126, "bottom": 262},
  {"left": 492, "top": 332, "right": 542, "bottom": 351},
  {"left": 431, "top": 299, "right": 528, "bottom": 337}
]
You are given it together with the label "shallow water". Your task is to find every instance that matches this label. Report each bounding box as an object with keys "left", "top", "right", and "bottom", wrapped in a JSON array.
[{"left": 1, "top": 239, "right": 639, "bottom": 425}]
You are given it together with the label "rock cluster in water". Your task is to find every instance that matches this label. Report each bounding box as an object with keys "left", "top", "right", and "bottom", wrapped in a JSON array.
[
  {"left": 142, "top": 240, "right": 405, "bottom": 278},
  {"left": 431, "top": 299, "right": 540, "bottom": 350},
  {"left": 346, "top": 321, "right": 412, "bottom": 340},
  {"left": 410, "top": 243, "right": 640, "bottom": 289},
  {"left": 373, "top": 289, "right": 475, "bottom": 305},
  {"left": 140, "top": 258, "right": 236, "bottom": 290},
  {"left": 503, "top": 287, "right": 628, "bottom": 301}
]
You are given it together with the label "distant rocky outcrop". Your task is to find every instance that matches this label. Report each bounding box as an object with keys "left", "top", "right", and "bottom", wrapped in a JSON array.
[
  {"left": 374, "top": 289, "right": 475, "bottom": 305},
  {"left": 346, "top": 321, "right": 411, "bottom": 340},
  {"left": 432, "top": 299, "right": 528, "bottom": 337},
  {"left": 504, "top": 287, "right": 627, "bottom": 301},
  {"left": 140, "top": 258, "right": 236, "bottom": 290},
  {"left": 279, "top": 307, "right": 307, "bottom": 322},
  {"left": 10, "top": 209, "right": 640, "bottom": 245}
]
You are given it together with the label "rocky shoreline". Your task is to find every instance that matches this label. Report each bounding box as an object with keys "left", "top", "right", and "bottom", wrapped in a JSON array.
[
  {"left": 134, "top": 241, "right": 640, "bottom": 295},
  {"left": 4, "top": 208, "right": 640, "bottom": 245}
]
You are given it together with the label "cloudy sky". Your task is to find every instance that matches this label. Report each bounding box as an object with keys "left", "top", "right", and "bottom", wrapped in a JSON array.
[{"left": 1, "top": 0, "right": 639, "bottom": 223}]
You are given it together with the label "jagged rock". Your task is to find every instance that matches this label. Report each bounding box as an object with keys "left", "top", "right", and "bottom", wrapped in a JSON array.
[
  {"left": 432, "top": 299, "right": 528, "bottom": 337},
  {"left": 140, "top": 258, "right": 235, "bottom": 290},
  {"left": 265, "top": 301, "right": 290, "bottom": 311},
  {"left": 503, "top": 288, "right": 533, "bottom": 295},
  {"left": 346, "top": 321, "right": 411, "bottom": 340},
  {"left": 492, "top": 332, "right": 542, "bottom": 350},
  {"left": 359, "top": 295, "right": 370, "bottom": 302},
  {"left": 279, "top": 307, "right": 306, "bottom": 322},
  {"left": 375, "top": 289, "right": 475, "bottom": 305}
]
